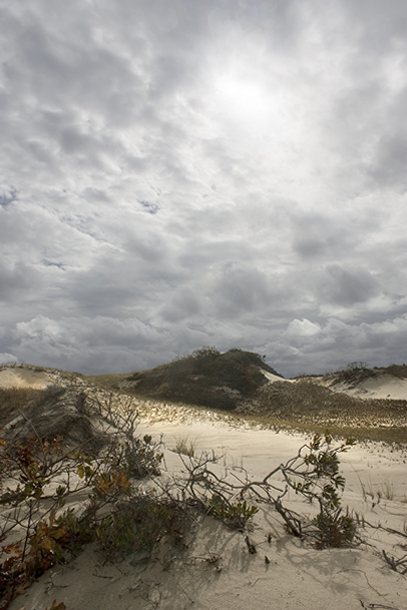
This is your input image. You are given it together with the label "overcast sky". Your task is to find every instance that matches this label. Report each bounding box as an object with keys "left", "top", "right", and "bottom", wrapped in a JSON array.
[{"left": 1, "top": 0, "right": 407, "bottom": 377}]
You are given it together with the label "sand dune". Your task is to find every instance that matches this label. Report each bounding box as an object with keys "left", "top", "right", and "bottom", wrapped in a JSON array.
[
  {"left": 328, "top": 373, "right": 407, "bottom": 401},
  {"left": 0, "top": 366, "right": 54, "bottom": 389},
  {"left": 1, "top": 364, "right": 407, "bottom": 609}
]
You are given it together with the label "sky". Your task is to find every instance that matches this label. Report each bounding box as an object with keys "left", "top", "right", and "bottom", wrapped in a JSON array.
[{"left": 1, "top": 0, "right": 407, "bottom": 377}]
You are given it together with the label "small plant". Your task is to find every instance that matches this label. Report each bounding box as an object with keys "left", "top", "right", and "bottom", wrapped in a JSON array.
[
  {"left": 206, "top": 494, "right": 258, "bottom": 530},
  {"left": 94, "top": 495, "right": 187, "bottom": 561},
  {"left": 174, "top": 435, "right": 198, "bottom": 457},
  {"left": 311, "top": 508, "right": 357, "bottom": 548}
]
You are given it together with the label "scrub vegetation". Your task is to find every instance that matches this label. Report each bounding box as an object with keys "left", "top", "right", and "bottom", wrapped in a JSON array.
[
  {"left": 0, "top": 384, "right": 362, "bottom": 609},
  {"left": 121, "top": 347, "right": 281, "bottom": 411},
  {"left": 115, "top": 350, "right": 407, "bottom": 444}
]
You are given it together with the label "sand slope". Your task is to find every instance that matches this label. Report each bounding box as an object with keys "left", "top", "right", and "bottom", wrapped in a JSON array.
[
  {"left": 1, "top": 365, "right": 406, "bottom": 610},
  {"left": 0, "top": 366, "right": 53, "bottom": 389},
  {"left": 7, "top": 411, "right": 407, "bottom": 610},
  {"left": 329, "top": 373, "right": 407, "bottom": 400}
]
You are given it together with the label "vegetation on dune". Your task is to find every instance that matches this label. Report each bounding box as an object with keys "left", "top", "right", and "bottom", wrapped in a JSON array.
[
  {"left": 324, "top": 361, "right": 407, "bottom": 385},
  {"left": 0, "top": 387, "right": 45, "bottom": 428},
  {"left": 382, "top": 363, "right": 407, "bottom": 379},
  {"left": 0, "top": 384, "right": 368, "bottom": 609},
  {"left": 176, "top": 433, "right": 359, "bottom": 546},
  {"left": 2, "top": 354, "right": 406, "bottom": 445},
  {"left": 0, "top": 388, "right": 167, "bottom": 609},
  {"left": 115, "top": 351, "right": 407, "bottom": 442},
  {"left": 122, "top": 347, "right": 281, "bottom": 411},
  {"left": 239, "top": 378, "right": 407, "bottom": 429}
]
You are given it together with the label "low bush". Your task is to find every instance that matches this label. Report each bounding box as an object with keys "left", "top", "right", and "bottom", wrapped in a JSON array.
[
  {"left": 333, "top": 362, "right": 376, "bottom": 386},
  {"left": 311, "top": 509, "right": 357, "bottom": 548},
  {"left": 94, "top": 495, "right": 187, "bottom": 561},
  {"left": 206, "top": 495, "right": 258, "bottom": 530},
  {"left": 385, "top": 363, "right": 407, "bottom": 379},
  {"left": 177, "top": 433, "right": 358, "bottom": 544},
  {"left": 0, "top": 391, "right": 164, "bottom": 609}
]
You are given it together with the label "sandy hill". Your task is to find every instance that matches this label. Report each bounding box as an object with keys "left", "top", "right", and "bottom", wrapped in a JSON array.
[
  {"left": 115, "top": 354, "right": 407, "bottom": 443},
  {"left": 0, "top": 360, "right": 407, "bottom": 609},
  {"left": 1, "top": 356, "right": 406, "bottom": 443},
  {"left": 119, "top": 348, "right": 282, "bottom": 411}
]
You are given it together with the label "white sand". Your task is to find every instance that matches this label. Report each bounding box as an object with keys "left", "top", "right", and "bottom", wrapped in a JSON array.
[
  {"left": 8, "top": 407, "right": 407, "bottom": 610},
  {"left": 3, "top": 368, "right": 407, "bottom": 610},
  {"left": 330, "top": 374, "right": 407, "bottom": 400}
]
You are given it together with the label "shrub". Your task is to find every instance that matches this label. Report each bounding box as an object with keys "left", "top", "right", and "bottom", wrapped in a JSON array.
[
  {"left": 334, "top": 362, "right": 376, "bottom": 385},
  {"left": 177, "top": 433, "right": 358, "bottom": 545},
  {"left": 94, "top": 496, "right": 187, "bottom": 561},
  {"left": 206, "top": 495, "right": 258, "bottom": 530},
  {"left": 0, "top": 392, "right": 164, "bottom": 609},
  {"left": 312, "top": 509, "right": 357, "bottom": 548},
  {"left": 385, "top": 363, "right": 407, "bottom": 379},
  {"left": 191, "top": 346, "right": 221, "bottom": 361}
]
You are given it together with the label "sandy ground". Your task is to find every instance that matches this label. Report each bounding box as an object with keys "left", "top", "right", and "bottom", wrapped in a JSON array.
[
  {"left": 7, "top": 409, "right": 407, "bottom": 610},
  {"left": 2, "top": 366, "right": 407, "bottom": 609}
]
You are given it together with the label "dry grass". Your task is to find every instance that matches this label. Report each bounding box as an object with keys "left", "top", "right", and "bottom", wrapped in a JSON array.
[
  {"left": 173, "top": 435, "right": 198, "bottom": 457},
  {"left": 82, "top": 372, "right": 131, "bottom": 391},
  {"left": 0, "top": 386, "right": 44, "bottom": 428},
  {"left": 2, "top": 360, "right": 407, "bottom": 447},
  {"left": 237, "top": 379, "right": 407, "bottom": 436}
]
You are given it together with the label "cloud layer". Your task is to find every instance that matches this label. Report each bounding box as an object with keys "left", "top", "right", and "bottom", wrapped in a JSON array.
[{"left": 1, "top": 0, "right": 407, "bottom": 376}]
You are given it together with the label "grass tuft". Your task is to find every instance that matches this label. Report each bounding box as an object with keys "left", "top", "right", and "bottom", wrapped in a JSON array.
[{"left": 174, "top": 435, "right": 198, "bottom": 457}]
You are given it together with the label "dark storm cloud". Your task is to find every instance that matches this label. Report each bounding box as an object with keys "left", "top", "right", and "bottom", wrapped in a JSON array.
[
  {"left": 291, "top": 212, "right": 356, "bottom": 261},
  {"left": 319, "top": 265, "right": 379, "bottom": 307},
  {"left": 212, "top": 263, "right": 272, "bottom": 318},
  {"left": 1, "top": 0, "right": 407, "bottom": 374}
]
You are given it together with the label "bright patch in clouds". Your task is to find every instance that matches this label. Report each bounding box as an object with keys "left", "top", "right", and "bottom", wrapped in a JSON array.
[
  {"left": 210, "top": 57, "right": 297, "bottom": 148},
  {"left": 215, "top": 70, "right": 272, "bottom": 124}
]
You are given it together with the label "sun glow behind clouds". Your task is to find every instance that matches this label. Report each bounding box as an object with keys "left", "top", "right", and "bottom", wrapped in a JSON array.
[
  {"left": 215, "top": 71, "right": 273, "bottom": 125},
  {"left": 208, "top": 52, "right": 301, "bottom": 153},
  {"left": 203, "top": 52, "right": 307, "bottom": 189}
]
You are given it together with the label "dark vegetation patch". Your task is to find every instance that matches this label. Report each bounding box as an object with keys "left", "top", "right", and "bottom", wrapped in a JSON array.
[
  {"left": 324, "top": 361, "right": 407, "bottom": 386},
  {"left": 383, "top": 363, "right": 407, "bottom": 378},
  {"left": 329, "top": 361, "right": 377, "bottom": 386},
  {"left": 121, "top": 348, "right": 281, "bottom": 411}
]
